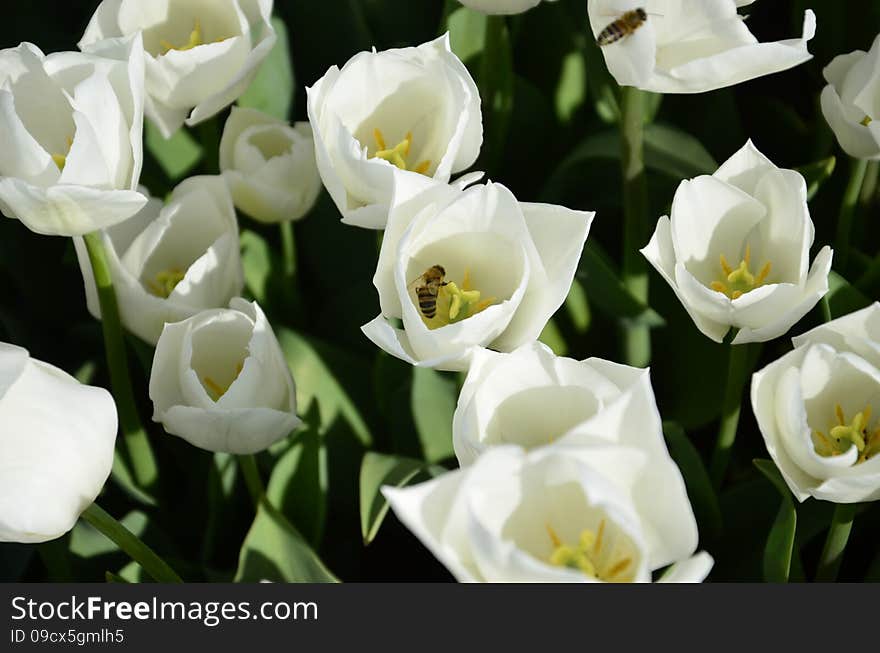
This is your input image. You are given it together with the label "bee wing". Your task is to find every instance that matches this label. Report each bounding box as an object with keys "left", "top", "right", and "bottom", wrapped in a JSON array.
[{"left": 406, "top": 274, "right": 426, "bottom": 290}]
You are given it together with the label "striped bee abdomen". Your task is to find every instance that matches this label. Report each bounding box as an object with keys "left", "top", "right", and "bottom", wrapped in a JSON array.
[
  {"left": 417, "top": 286, "right": 439, "bottom": 319},
  {"left": 596, "top": 9, "right": 647, "bottom": 47}
]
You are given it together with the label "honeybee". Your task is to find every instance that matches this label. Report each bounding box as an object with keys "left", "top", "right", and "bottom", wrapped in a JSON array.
[
  {"left": 410, "top": 265, "right": 448, "bottom": 319},
  {"left": 596, "top": 8, "right": 647, "bottom": 46}
]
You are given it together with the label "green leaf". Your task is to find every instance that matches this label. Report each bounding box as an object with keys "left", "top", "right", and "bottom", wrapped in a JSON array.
[
  {"left": 564, "top": 279, "right": 591, "bottom": 333},
  {"left": 754, "top": 459, "right": 797, "bottom": 583},
  {"left": 104, "top": 571, "right": 129, "bottom": 583},
  {"left": 235, "top": 501, "right": 337, "bottom": 583},
  {"left": 796, "top": 156, "right": 836, "bottom": 201},
  {"left": 411, "top": 367, "right": 456, "bottom": 463},
  {"left": 278, "top": 328, "right": 372, "bottom": 446},
  {"left": 359, "top": 452, "right": 425, "bottom": 544},
  {"left": 827, "top": 270, "right": 873, "bottom": 319},
  {"left": 577, "top": 241, "right": 665, "bottom": 327},
  {"left": 555, "top": 50, "right": 587, "bottom": 123},
  {"left": 446, "top": 6, "right": 486, "bottom": 64},
  {"left": 238, "top": 17, "right": 295, "bottom": 120},
  {"left": 267, "top": 422, "right": 327, "bottom": 547},
  {"left": 477, "top": 16, "right": 514, "bottom": 174},
  {"left": 663, "top": 422, "right": 722, "bottom": 539},
  {"left": 538, "top": 318, "right": 568, "bottom": 356},
  {"left": 240, "top": 229, "right": 272, "bottom": 304},
  {"left": 145, "top": 120, "right": 202, "bottom": 181}
]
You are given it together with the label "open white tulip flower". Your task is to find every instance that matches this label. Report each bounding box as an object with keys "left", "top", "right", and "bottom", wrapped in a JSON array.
[
  {"left": 74, "top": 176, "right": 244, "bottom": 346},
  {"left": 453, "top": 342, "right": 675, "bottom": 470},
  {"left": 641, "top": 140, "right": 833, "bottom": 345},
  {"left": 0, "top": 343, "right": 117, "bottom": 543},
  {"left": 306, "top": 34, "right": 482, "bottom": 229},
  {"left": 362, "top": 178, "right": 593, "bottom": 371},
  {"left": 820, "top": 32, "right": 880, "bottom": 160},
  {"left": 0, "top": 37, "right": 147, "bottom": 236},
  {"left": 80, "top": 0, "right": 276, "bottom": 138},
  {"left": 150, "top": 298, "right": 300, "bottom": 454},
  {"left": 219, "top": 106, "right": 321, "bottom": 223},
  {"left": 384, "top": 445, "right": 712, "bottom": 582},
  {"left": 587, "top": 0, "right": 816, "bottom": 94},
  {"left": 751, "top": 303, "right": 880, "bottom": 503},
  {"left": 456, "top": 0, "right": 558, "bottom": 15}
]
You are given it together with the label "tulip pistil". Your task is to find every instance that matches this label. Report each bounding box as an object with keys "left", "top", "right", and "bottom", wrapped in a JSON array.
[
  {"left": 710, "top": 244, "right": 771, "bottom": 299},
  {"left": 203, "top": 360, "right": 244, "bottom": 402},
  {"left": 51, "top": 136, "right": 74, "bottom": 172},
  {"left": 418, "top": 267, "right": 495, "bottom": 329},
  {"left": 371, "top": 129, "right": 431, "bottom": 175},
  {"left": 161, "top": 19, "right": 227, "bottom": 54},
  {"left": 813, "top": 404, "right": 880, "bottom": 464},
  {"left": 146, "top": 268, "right": 186, "bottom": 298},
  {"left": 546, "top": 521, "right": 633, "bottom": 582}
]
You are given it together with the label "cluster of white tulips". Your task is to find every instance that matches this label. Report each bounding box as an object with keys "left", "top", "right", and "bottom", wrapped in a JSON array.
[{"left": 1, "top": 0, "right": 878, "bottom": 583}]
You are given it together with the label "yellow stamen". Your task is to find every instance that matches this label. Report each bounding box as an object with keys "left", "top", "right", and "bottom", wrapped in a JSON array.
[
  {"left": 546, "top": 521, "right": 632, "bottom": 582},
  {"left": 594, "top": 518, "right": 605, "bottom": 555},
  {"left": 51, "top": 136, "right": 74, "bottom": 171},
  {"left": 202, "top": 360, "right": 245, "bottom": 402},
  {"left": 815, "top": 404, "right": 876, "bottom": 463},
  {"left": 160, "top": 19, "right": 227, "bottom": 54},
  {"left": 370, "top": 128, "right": 432, "bottom": 175},
  {"left": 861, "top": 115, "right": 873, "bottom": 127},
  {"left": 146, "top": 267, "right": 186, "bottom": 298},
  {"left": 418, "top": 267, "right": 495, "bottom": 329},
  {"left": 710, "top": 243, "right": 772, "bottom": 299}
]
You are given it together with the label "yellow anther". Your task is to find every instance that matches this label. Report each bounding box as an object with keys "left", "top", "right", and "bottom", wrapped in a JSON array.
[
  {"left": 594, "top": 518, "right": 605, "bottom": 555},
  {"left": 546, "top": 519, "right": 631, "bottom": 582},
  {"left": 202, "top": 360, "right": 245, "bottom": 401},
  {"left": 160, "top": 19, "right": 227, "bottom": 54},
  {"left": 51, "top": 136, "right": 74, "bottom": 171},
  {"left": 370, "top": 128, "right": 431, "bottom": 175},
  {"left": 419, "top": 267, "right": 495, "bottom": 328},
  {"left": 815, "top": 404, "right": 877, "bottom": 463},
  {"left": 711, "top": 244, "right": 772, "bottom": 299},
  {"left": 861, "top": 115, "right": 873, "bottom": 127},
  {"left": 146, "top": 267, "right": 186, "bottom": 298}
]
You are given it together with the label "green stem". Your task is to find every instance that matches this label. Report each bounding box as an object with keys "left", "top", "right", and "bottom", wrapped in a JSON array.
[
  {"left": 815, "top": 503, "right": 858, "bottom": 582},
  {"left": 820, "top": 295, "right": 832, "bottom": 323},
  {"left": 81, "top": 504, "right": 182, "bottom": 583},
  {"left": 710, "top": 340, "right": 759, "bottom": 489},
  {"left": 478, "top": 15, "right": 512, "bottom": 176},
  {"left": 238, "top": 454, "right": 265, "bottom": 509},
  {"left": 83, "top": 233, "right": 158, "bottom": 494},
  {"left": 619, "top": 85, "right": 650, "bottom": 367},
  {"left": 834, "top": 157, "right": 868, "bottom": 272},
  {"left": 280, "top": 220, "right": 297, "bottom": 279}
]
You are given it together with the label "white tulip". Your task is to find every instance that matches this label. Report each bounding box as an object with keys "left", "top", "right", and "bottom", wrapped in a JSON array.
[
  {"left": 0, "top": 343, "right": 117, "bottom": 543},
  {"left": 587, "top": 1, "right": 816, "bottom": 94},
  {"left": 80, "top": 0, "right": 276, "bottom": 138},
  {"left": 149, "top": 298, "right": 300, "bottom": 454},
  {"left": 362, "top": 178, "right": 593, "bottom": 371},
  {"left": 820, "top": 33, "right": 880, "bottom": 160},
  {"left": 384, "top": 446, "right": 712, "bottom": 582},
  {"left": 641, "top": 140, "right": 832, "bottom": 344},
  {"left": 456, "top": 0, "right": 558, "bottom": 15},
  {"left": 751, "top": 303, "right": 880, "bottom": 503},
  {"left": 0, "top": 38, "right": 147, "bottom": 236},
  {"left": 74, "top": 176, "right": 244, "bottom": 346},
  {"left": 453, "top": 343, "right": 676, "bottom": 477},
  {"left": 219, "top": 107, "right": 321, "bottom": 223},
  {"left": 306, "top": 34, "right": 482, "bottom": 229}
]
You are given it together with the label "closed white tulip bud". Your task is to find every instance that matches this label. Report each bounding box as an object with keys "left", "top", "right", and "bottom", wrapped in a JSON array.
[
  {"left": 80, "top": 0, "right": 276, "bottom": 138},
  {"left": 149, "top": 298, "right": 300, "bottom": 454},
  {"left": 0, "top": 343, "right": 117, "bottom": 543},
  {"left": 74, "top": 176, "right": 244, "bottom": 346},
  {"left": 0, "top": 38, "right": 147, "bottom": 236},
  {"left": 363, "top": 178, "right": 594, "bottom": 371},
  {"left": 641, "top": 140, "right": 833, "bottom": 344},
  {"left": 751, "top": 303, "right": 880, "bottom": 503},
  {"left": 219, "top": 107, "right": 321, "bottom": 223},
  {"left": 820, "top": 33, "right": 880, "bottom": 160},
  {"left": 587, "top": 1, "right": 815, "bottom": 94},
  {"left": 456, "top": 0, "right": 558, "bottom": 15},
  {"left": 384, "top": 446, "right": 712, "bottom": 582},
  {"left": 306, "top": 34, "right": 483, "bottom": 229}
]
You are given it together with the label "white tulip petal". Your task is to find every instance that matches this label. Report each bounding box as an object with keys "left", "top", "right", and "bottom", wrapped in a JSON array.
[
  {"left": 657, "top": 551, "right": 714, "bottom": 583},
  {"left": 161, "top": 405, "right": 300, "bottom": 455}
]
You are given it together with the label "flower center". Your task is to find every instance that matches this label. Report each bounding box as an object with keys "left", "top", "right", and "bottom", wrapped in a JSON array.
[
  {"left": 546, "top": 521, "right": 633, "bottom": 582},
  {"left": 160, "top": 19, "right": 227, "bottom": 54},
  {"left": 861, "top": 115, "right": 873, "bottom": 127},
  {"left": 202, "top": 360, "right": 244, "bottom": 402},
  {"left": 417, "top": 267, "right": 495, "bottom": 329},
  {"left": 52, "top": 136, "right": 73, "bottom": 171},
  {"left": 146, "top": 267, "right": 186, "bottom": 298},
  {"left": 709, "top": 244, "right": 772, "bottom": 299},
  {"left": 813, "top": 404, "right": 880, "bottom": 464},
  {"left": 370, "top": 129, "right": 431, "bottom": 175}
]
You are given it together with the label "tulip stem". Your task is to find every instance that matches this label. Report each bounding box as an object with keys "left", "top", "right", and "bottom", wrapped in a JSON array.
[
  {"left": 815, "top": 503, "right": 858, "bottom": 582},
  {"left": 238, "top": 454, "right": 265, "bottom": 509},
  {"left": 81, "top": 504, "right": 182, "bottom": 583},
  {"left": 280, "top": 221, "right": 297, "bottom": 278},
  {"left": 83, "top": 232, "right": 159, "bottom": 495},
  {"left": 834, "top": 157, "right": 868, "bottom": 273},
  {"left": 710, "top": 340, "right": 760, "bottom": 490},
  {"left": 619, "top": 85, "right": 651, "bottom": 368}
]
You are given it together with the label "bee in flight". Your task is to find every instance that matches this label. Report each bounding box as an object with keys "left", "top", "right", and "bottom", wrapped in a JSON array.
[
  {"left": 411, "top": 265, "right": 448, "bottom": 319},
  {"left": 596, "top": 7, "right": 648, "bottom": 46}
]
